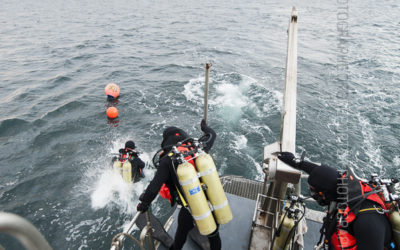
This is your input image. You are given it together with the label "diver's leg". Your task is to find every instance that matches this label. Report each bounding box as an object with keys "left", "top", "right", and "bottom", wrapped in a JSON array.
[
  {"left": 173, "top": 207, "right": 194, "bottom": 250},
  {"left": 207, "top": 227, "right": 221, "bottom": 250}
]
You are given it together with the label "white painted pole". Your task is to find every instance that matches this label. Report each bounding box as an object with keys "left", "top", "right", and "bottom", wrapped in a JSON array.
[
  {"left": 204, "top": 62, "right": 211, "bottom": 123},
  {"left": 281, "top": 7, "right": 298, "bottom": 156}
]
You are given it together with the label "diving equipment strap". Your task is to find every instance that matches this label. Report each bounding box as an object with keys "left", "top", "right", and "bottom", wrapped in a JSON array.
[
  {"left": 212, "top": 200, "right": 228, "bottom": 211},
  {"left": 178, "top": 167, "right": 218, "bottom": 186},
  {"left": 197, "top": 167, "right": 217, "bottom": 178},
  {"left": 175, "top": 186, "right": 188, "bottom": 207},
  {"left": 192, "top": 210, "right": 212, "bottom": 221},
  {"left": 179, "top": 176, "right": 199, "bottom": 186}
]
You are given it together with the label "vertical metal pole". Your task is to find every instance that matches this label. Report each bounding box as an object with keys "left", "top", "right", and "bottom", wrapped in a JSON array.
[
  {"left": 145, "top": 211, "right": 155, "bottom": 250},
  {"left": 204, "top": 62, "right": 211, "bottom": 123}
]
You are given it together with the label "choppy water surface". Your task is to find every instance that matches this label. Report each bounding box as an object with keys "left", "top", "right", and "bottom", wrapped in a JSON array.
[{"left": 0, "top": 0, "right": 399, "bottom": 249}]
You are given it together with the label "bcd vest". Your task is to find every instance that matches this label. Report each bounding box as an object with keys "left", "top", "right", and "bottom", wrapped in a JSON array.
[
  {"left": 119, "top": 150, "right": 135, "bottom": 163},
  {"left": 330, "top": 172, "right": 387, "bottom": 250},
  {"left": 159, "top": 144, "right": 196, "bottom": 204}
]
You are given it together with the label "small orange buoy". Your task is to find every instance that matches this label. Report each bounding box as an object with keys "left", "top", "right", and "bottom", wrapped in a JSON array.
[
  {"left": 106, "top": 107, "right": 118, "bottom": 119},
  {"left": 105, "top": 83, "right": 120, "bottom": 99}
]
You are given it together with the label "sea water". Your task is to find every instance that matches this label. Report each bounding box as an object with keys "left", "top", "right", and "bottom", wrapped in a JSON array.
[{"left": 0, "top": 0, "right": 399, "bottom": 249}]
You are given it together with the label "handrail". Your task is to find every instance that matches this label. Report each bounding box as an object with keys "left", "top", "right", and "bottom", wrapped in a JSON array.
[
  {"left": 110, "top": 211, "right": 155, "bottom": 250},
  {"left": 0, "top": 212, "right": 52, "bottom": 250},
  {"left": 110, "top": 211, "right": 142, "bottom": 250}
]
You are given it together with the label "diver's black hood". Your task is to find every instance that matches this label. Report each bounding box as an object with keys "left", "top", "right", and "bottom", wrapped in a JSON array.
[
  {"left": 161, "top": 126, "right": 189, "bottom": 150},
  {"left": 125, "top": 140, "right": 136, "bottom": 150},
  {"left": 307, "top": 164, "right": 340, "bottom": 202}
]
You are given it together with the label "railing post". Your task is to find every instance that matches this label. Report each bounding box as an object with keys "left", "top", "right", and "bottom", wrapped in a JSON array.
[{"left": 145, "top": 211, "right": 155, "bottom": 250}]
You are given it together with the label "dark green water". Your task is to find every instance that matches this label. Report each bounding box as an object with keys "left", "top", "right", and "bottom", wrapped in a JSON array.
[{"left": 0, "top": 0, "right": 399, "bottom": 249}]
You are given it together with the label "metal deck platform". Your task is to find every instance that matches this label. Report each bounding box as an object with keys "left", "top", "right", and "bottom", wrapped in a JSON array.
[
  {"left": 221, "top": 175, "right": 265, "bottom": 201},
  {"left": 158, "top": 193, "right": 256, "bottom": 250},
  {"left": 156, "top": 175, "right": 325, "bottom": 250}
]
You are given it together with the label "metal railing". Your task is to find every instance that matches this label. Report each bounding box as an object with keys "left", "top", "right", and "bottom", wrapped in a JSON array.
[
  {"left": 0, "top": 212, "right": 52, "bottom": 250},
  {"left": 110, "top": 211, "right": 155, "bottom": 250}
]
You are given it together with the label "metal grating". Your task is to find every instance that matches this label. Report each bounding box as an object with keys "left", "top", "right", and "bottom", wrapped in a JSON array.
[{"left": 220, "top": 175, "right": 265, "bottom": 201}]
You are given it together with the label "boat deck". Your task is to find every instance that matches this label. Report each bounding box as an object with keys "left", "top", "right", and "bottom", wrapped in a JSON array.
[{"left": 158, "top": 176, "right": 324, "bottom": 250}]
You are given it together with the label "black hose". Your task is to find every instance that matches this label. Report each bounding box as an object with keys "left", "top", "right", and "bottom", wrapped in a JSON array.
[
  {"left": 152, "top": 148, "right": 166, "bottom": 168},
  {"left": 270, "top": 206, "right": 289, "bottom": 250},
  {"left": 286, "top": 203, "right": 306, "bottom": 250}
]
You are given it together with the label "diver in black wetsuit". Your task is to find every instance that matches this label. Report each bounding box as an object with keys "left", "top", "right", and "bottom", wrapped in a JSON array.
[
  {"left": 277, "top": 152, "right": 392, "bottom": 250},
  {"left": 113, "top": 140, "right": 145, "bottom": 180},
  {"left": 136, "top": 119, "right": 221, "bottom": 250}
]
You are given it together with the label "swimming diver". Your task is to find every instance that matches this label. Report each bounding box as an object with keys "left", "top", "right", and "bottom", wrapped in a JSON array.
[{"left": 112, "top": 140, "right": 145, "bottom": 182}]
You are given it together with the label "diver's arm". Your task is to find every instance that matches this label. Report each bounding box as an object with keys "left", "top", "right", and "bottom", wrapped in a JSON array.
[
  {"left": 132, "top": 157, "right": 145, "bottom": 169},
  {"left": 139, "top": 159, "right": 169, "bottom": 205},
  {"left": 200, "top": 119, "right": 217, "bottom": 153},
  {"left": 277, "top": 151, "right": 320, "bottom": 173}
]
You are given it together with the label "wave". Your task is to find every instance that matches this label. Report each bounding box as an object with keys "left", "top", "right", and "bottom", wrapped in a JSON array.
[
  {"left": 48, "top": 75, "right": 72, "bottom": 85},
  {"left": 0, "top": 118, "right": 30, "bottom": 137},
  {"left": 149, "top": 63, "right": 198, "bottom": 73},
  {"left": 41, "top": 100, "right": 85, "bottom": 120}
]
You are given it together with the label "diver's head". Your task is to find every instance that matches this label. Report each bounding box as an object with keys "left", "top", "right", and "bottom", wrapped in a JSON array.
[
  {"left": 161, "top": 126, "right": 189, "bottom": 149},
  {"left": 125, "top": 140, "right": 136, "bottom": 151},
  {"left": 307, "top": 165, "right": 340, "bottom": 206}
]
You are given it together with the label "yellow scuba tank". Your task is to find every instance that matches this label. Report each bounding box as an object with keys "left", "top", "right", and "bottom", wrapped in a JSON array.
[
  {"left": 195, "top": 153, "right": 233, "bottom": 224},
  {"left": 272, "top": 212, "right": 296, "bottom": 250},
  {"left": 122, "top": 161, "right": 132, "bottom": 183},
  {"left": 113, "top": 160, "right": 122, "bottom": 175},
  {"left": 177, "top": 161, "right": 217, "bottom": 235},
  {"left": 389, "top": 210, "right": 400, "bottom": 249}
]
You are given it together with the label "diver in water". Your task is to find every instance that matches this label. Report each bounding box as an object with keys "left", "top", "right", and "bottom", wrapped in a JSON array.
[
  {"left": 137, "top": 119, "right": 222, "bottom": 250},
  {"left": 277, "top": 152, "right": 393, "bottom": 250},
  {"left": 112, "top": 140, "right": 145, "bottom": 181}
]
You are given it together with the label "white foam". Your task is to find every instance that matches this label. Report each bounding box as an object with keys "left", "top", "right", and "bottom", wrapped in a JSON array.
[
  {"left": 90, "top": 169, "right": 137, "bottom": 213},
  {"left": 183, "top": 76, "right": 204, "bottom": 105},
  {"left": 357, "top": 114, "right": 383, "bottom": 174},
  {"left": 215, "top": 81, "right": 248, "bottom": 107},
  {"left": 232, "top": 134, "right": 248, "bottom": 150},
  {"left": 89, "top": 158, "right": 155, "bottom": 214},
  {"left": 76, "top": 133, "right": 157, "bottom": 217},
  {"left": 394, "top": 156, "right": 400, "bottom": 168}
]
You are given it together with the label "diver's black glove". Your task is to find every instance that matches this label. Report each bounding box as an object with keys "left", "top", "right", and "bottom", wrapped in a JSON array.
[
  {"left": 137, "top": 202, "right": 149, "bottom": 212},
  {"left": 277, "top": 152, "right": 301, "bottom": 169},
  {"left": 200, "top": 119, "right": 207, "bottom": 132},
  {"left": 137, "top": 193, "right": 149, "bottom": 212}
]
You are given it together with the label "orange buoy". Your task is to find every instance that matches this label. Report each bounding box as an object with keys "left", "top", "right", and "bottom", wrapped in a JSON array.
[
  {"left": 106, "top": 107, "right": 118, "bottom": 119},
  {"left": 105, "top": 83, "right": 120, "bottom": 99}
]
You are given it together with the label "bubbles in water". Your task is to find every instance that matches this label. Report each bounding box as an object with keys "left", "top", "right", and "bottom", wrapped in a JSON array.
[
  {"left": 357, "top": 114, "right": 383, "bottom": 174},
  {"left": 232, "top": 134, "right": 247, "bottom": 150},
  {"left": 90, "top": 169, "right": 137, "bottom": 213},
  {"left": 183, "top": 76, "right": 204, "bottom": 105}
]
